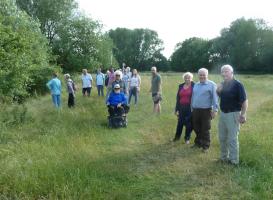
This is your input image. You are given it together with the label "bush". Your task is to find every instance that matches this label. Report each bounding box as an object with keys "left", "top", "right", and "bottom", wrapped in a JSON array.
[{"left": 0, "top": 0, "right": 52, "bottom": 103}]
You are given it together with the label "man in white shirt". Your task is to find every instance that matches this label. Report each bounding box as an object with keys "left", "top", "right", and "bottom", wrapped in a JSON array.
[{"left": 81, "top": 69, "right": 93, "bottom": 97}]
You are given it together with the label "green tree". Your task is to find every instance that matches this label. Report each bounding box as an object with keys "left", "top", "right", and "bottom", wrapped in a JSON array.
[
  {"left": 170, "top": 37, "right": 211, "bottom": 72},
  {"left": 16, "top": 0, "right": 77, "bottom": 45},
  {"left": 0, "top": 0, "right": 53, "bottom": 103},
  {"left": 109, "top": 28, "right": 167, "bottom": 70},
  {"left": 53, "top": 15, "right": 117, "bottom": 72},
  {"left": 210, "top": 18, "right": 273, "bottom": 72}
]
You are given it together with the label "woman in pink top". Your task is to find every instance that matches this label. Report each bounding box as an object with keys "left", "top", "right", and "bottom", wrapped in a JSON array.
[{"left": 173, "top": 72, "right": 195, "bottom": 144}]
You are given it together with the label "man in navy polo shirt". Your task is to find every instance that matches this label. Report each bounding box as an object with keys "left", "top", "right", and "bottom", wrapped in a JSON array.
[{"left": 217, "top": 64, "right": 248, "bottom": 165}]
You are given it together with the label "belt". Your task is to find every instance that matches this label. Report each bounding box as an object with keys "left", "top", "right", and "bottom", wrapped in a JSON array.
[
  {"left": 221, "top": 109, "right": 240, "bottom": 113},
  {"left": 193, "top": 108, "right": 211, "bottom": 111}
]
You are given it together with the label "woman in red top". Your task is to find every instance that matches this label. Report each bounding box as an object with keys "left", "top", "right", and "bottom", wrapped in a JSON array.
[{"left": 173, "top": 72, "right": 194, "bottom": 144}]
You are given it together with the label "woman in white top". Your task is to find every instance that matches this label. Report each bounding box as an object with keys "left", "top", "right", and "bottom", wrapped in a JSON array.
[{"left": 128, "top": 69, "right": 141, "bottom": 105}]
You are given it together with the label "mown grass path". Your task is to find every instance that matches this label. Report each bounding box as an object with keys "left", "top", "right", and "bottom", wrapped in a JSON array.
[{"left": 0, "top": 73, "right": 272, "bottom": 199}]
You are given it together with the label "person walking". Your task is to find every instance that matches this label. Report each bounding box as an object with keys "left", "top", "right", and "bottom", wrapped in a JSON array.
[
  {"left": 46, "top": 72, "right": 62, "bottom": 108},
  {"left": 64, "top": 74, "right": 76, "bottom": 108},
  {"left": 191, "top": 68, "right": 218, "bottom": 152},
  {"left": 173, "top": 72, "right": 194, "bottom": 144},
  {"left": 128, "top": 69, "right": 141, "bottom": 105},
  {"left": 150, "top": 66, "right": 162, "bottom": 114},
  {"left": 96, "top": 68, "right": 105, "bottom": 96},
  {"left": 217, "top": 64, "right": 248, "bottom": 165},
  {"left": 81, "top": 69, "right": 93, "bottom": 97}
]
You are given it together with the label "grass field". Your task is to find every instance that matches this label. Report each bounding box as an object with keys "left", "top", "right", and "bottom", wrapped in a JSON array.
[{"left": 0, "top": 73, "right": 272, "bottom": 199}]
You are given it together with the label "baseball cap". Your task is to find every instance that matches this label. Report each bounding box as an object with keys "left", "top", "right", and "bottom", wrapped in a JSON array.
[{"left": 114, "top": 84, "right": 120, "bottom": 89}]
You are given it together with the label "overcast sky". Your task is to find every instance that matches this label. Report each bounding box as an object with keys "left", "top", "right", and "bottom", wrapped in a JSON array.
[{"left": 77, "top": 0, "right": 273, "bottom": 58}]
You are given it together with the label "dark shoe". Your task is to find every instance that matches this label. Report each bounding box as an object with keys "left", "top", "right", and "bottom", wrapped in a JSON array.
[
  {"left": 202, "top": 148, "right": 209, "bottom": 153},
  {"left": 172, "top": 138, "right": 179, "bottom": 142}
]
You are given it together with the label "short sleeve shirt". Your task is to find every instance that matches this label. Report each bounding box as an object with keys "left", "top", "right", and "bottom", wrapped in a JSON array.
[
  {"left": 151, "top": 74, "right": 161, "bottom": 94},
  {"left": 219, "top": 79, "right": 247, "bottom": 112},
  {"left": 82, "top": 73, "right": 92, "bottom": 88}
]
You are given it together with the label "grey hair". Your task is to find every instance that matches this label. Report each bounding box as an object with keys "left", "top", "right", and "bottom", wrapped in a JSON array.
[
  {"left": 114, "top": 70, "right": 123, "bottom": 79},
  {"left": 64, "top": 73, "right": 70, "bottom": 78},
  {"left": 221, "top": 64, "right": 234, "bottom": 73},
  {"left": 198, "top": 68, "right": 208, "bottom": 76},
  {"left": 151, "top": 66, "right": 157, "bottom": 71},
  {"left": 183, "top": 72, "right": 193, "bottom": 79}
]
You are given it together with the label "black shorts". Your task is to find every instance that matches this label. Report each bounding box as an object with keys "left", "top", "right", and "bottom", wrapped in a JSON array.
[
  {"left": 82, "top": 87, "right": 91, "bottom": 95},
  {"left": 152, "top": 93, "right": 162, "bottom": 104}
]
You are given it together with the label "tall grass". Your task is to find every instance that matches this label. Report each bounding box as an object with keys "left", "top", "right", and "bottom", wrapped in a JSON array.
[{"left": 0, "top": 73, "right": 272, "bottom": 199}]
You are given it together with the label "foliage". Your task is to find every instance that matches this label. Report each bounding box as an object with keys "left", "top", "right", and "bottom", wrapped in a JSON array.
[
  {"left": 109, "top": 28, "right": 168, "bottom": 71},
  {"left": 0, "top": 0, "right": 53, "bottom": 103},
  {"left": 16, "top": 0, "right": 77, "bottom": 45},
  {"left": 17, "top": 0, "right": 117, "bottom": 73},
  {"left": 209, "top": 18, "right": 273, "bottom": 72},
  {"left": 0, "top": 103, "right": 28, "bottom": 127},
  {"left": 170, "top": 37, "right": 211, "bottom": 72},
  {"left": 53, "top": 15, "right": 117, "bottom": 73},
  {"left": 170, "top": 18, "right": 273, "bottom": 73}
]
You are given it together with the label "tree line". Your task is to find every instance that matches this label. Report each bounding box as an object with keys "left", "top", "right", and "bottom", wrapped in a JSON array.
[
  {"left": 1, "top": 0, "right": 273, "bottom": 103},
  {"left": 170, "top": 18, "right": 273, "bottom": 73}
]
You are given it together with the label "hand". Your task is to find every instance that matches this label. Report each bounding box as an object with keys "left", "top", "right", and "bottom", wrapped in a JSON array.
[
  {"left": 239, "top": 114, "right": 247, "bottom": 124},
  {"left": 211, "top": 111, "right": 217, "bottom": 119},
  {"left": 216, "top": 83, "right": 223, "bottom": 94},
  {"left": 175, "top": 111, "right": 179, "bottom": 117},
  {"left": 117, "top": 103, "right": 122, "bottom": 107}
]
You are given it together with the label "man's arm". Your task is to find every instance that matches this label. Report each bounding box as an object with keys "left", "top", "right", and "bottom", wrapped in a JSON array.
[
  {"left": 211, "top": 83, "right": 219, "bottom": 118},
  {"left": 239, "top": 99, "right": 248, "bottom": 124}
]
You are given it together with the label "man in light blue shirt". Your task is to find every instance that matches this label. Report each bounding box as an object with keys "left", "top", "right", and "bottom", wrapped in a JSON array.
[
  {"left": 46, "top": 72, "right": 62, "bottom": 108},
  {"left": 96, "top": 68, "right": 105, "bottom": 96},
  {"left": 81, "top": 69, "right": 93, "bottom": 97},
  {"left": 191, "top": 68, "right": 218, "bottom": 152}
]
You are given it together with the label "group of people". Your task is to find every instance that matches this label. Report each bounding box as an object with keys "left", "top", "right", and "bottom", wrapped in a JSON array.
[
  {"left": 46, "top": 64, "right": 248, "bottom": 166},
  {"left": 172, "top": 65, "right": 248, "bottom": 166},
  {"left": 46, "top": 65, "right": 142, "bottom": 110}
]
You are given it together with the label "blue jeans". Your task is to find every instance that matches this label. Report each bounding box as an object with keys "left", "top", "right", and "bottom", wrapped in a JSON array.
[
  {"left": 97, "top": 85, "right": 104, "bottom": 96},
  {"left": 52, "top": 94, "right": 61, "bottom": 108},
  {"left": 129, "top": 87, "right": 138, "bottom": 105}
]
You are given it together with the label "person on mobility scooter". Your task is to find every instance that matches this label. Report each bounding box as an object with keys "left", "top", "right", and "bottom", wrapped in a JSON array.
[{"left": 106, "top": 84, "right": 129, "bottom": 128}]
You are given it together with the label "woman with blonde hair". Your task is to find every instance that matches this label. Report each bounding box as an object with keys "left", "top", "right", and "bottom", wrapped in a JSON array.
[{"left": 173, "top": 72, "right": 194, "bottom": 144}]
